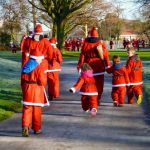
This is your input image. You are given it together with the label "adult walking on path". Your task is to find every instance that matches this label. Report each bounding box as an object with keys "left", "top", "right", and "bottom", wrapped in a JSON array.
[
  {"left": 77, "top": 27, "right": 111, "bottom": 104},
  {"left": 0, "top": 60, "right": 150, "bottom": 150}
]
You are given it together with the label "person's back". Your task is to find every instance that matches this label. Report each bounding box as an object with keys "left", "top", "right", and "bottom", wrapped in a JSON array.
[{"left": 126, "top": 47, "right": 143, "bottom": 104}]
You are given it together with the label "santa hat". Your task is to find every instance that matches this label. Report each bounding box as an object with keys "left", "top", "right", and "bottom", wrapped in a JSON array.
[
  {"left": 49, "top": 38, "right": 57, "bottom": 48},
  {"left": 30, "top": 49, "right": 44, "bottom": 59},
  {"left": 90, "top": 27, "right": 99, "bottom": 37},
  {"left": 34, "top": 24, "right": 43, "bottom": 35},
  {"left": 49, "top": 38, "right": 57, "bottom": 44}
]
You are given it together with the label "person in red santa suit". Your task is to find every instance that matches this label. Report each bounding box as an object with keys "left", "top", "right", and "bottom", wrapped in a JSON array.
[
  {"left": 77, "top": 27, "right": 111, "bottom": 105},
  {"left": 24, "top": 24, "right": 53, "bottom": 68},
  {"left": 21, "top": 49, "right": 49, "bottom": 137},
  {"left": 126, "top": 47, "right": 143, "bottom": 104},
  {"left": 107, "top": 55, "right": 130, "bottom": 107},
  {"left": 47, "top": 38, "right": 63, "bottom": 100},
  {"left": 69, "top": 63, "right": 98, "bottom": 117},
  {"left": 21, "top": 31, "right": 33, "bottom": 67}
]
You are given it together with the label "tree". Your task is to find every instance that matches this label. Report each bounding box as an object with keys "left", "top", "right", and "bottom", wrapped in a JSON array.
[{"left": 27, "top": 0, "right": 92, "bottom": 49}]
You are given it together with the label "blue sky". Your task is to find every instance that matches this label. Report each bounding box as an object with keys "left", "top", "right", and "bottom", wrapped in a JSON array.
[{"left": 113, "top": 0, "right": 140, "bottom": 20}]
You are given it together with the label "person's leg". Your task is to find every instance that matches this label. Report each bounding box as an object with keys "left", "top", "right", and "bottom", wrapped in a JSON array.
[
  {"left": 81, "top": 95, "right": 90, "bottom": 112},
  {"left": 22, "top": 105, "right": 33, "bottom": 137},
  {"left": 133, "top": 85, "right": 143, "bottom": 104},
  {"left": 118, "top": 87, "right": 126, "bottom": 106},
  {"left": 127, "top": 86, "right": 134, "bottom": 104},
  {"left": 32, "top": 106, "right": 42, "bottom": 134},
  {"left": 53, "top": 72, "right": 60, "bottom": 98},
  {"left": 90, "top": 95, "right": 98, "bottom": 116},
  {"left": 111, "top": 88, "right": 119, "bottom": 106},
  {"left": 47, "top": 73, "right": 55, "bottom": 100},
  {"left": 94, "top": 75, "right": 104, "bottom": 105}
]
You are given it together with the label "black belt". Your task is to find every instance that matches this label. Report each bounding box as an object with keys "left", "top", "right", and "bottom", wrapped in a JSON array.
[{"left": 24, "top": 81, "right": 37, "bottom": 84}]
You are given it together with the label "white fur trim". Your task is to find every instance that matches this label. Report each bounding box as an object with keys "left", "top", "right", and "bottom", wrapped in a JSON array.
[
  {"left": 34, "top": 32, "right": 43, "bottom": 35},
  {"left": 112, "top": 84, "right": 127, "bottom": 87},
  {"left": 130, "top": 82, "right": 143, "bottom": 86},
  {"left": 30, "top": 55, "right": 44, "bottom": 59},
  {"left": 126, "top": 83, "right": 130, "bottom": 86},
  {"left": 79, "top": 92, "right": 98, "bottom": 95},
  {"left": 70, "top": 87, "right": 76, "bottom": 93},
  {"left": 93, "top": 72, "right": 105, "bottom": 76},
  {"left": 105, "top": 66, "right": 111, "bottom": 69},
  {"left": 21, "top": 100, "right": 49, "bottom": 107},
  {"left": 26, "top": 53, "right": 30, "bottom": 56},
  {"left": 44, "top": 69, "right": 61, "bottom": 73},
  {"left": 42, "top": 86, "right": 50, "bottom": 106},
  {"left": 50, "top": 43, "right": 57, "bottom": 48}
]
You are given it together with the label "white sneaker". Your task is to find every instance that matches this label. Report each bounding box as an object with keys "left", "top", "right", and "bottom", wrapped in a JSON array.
[{"left": 90, "top": 108, "right": 97, "bottom": 117}]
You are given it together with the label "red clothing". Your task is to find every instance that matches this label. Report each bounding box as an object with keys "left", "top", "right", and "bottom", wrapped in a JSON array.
[
  {"left": 107, "top": 66, "right": 130, "bottom": 104},
  {"left": 70, "top": 74, "right": 98, "bottom": 111},
  {"left": 21, "top": 36, "right": 32, "bottom": 67},
  {"left": 126, "top": 54, "right": 143, "bottom": 103},
  {"left": 77, "top": 39, "right": 111, "bottom": 101},
  {"left": 47, "top": 47, "right": 63, "bottom": 98},
  {"left": 21, "top": 59, "right": 49, "bottom": 131},
  {"left": 21, "top": 59, "right": 49, "bottom": 107}
]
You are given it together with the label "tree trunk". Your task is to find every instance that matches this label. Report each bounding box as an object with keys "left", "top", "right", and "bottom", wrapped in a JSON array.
[{"left": 56, "top": 22, "right": 65, "bottom": 50}]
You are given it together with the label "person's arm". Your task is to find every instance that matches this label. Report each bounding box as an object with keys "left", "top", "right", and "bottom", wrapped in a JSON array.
[{"left": 69, "top": 77, "right": 84, "bottom": 93}]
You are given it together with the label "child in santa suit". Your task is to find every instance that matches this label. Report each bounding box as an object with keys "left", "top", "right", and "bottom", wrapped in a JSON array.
[
  {"left": 107, "top": 55, "right": 130, "bottom": 107},
  {"left": 126, "top": 47, "right": 143, "bottom": 104},
  {"left": 47, "top": 38, "right": 63, "bottom": 100},
  {"left": 69, "top": 63, "right": 98, "bottom": 116},
  {"left": 21, "top": 49, "right": 49, "bottom": 137}
]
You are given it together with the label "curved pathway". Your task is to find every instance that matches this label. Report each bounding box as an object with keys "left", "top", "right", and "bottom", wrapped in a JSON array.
[{"left": 0, "top": 60, "right": 150, "bottom": 150}]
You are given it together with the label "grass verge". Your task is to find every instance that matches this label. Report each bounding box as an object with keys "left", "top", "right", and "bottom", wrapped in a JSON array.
[{"left": 0, "top": 53, "right": 22, "bottom": 121}]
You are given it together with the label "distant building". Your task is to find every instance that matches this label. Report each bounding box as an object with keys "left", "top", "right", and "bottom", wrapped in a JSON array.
[
  {"left": 119, "top": 19, "right": 138, "bottom": 40},
  {"left": 120, "top": 30, "right": 138, "bottom": 40}
]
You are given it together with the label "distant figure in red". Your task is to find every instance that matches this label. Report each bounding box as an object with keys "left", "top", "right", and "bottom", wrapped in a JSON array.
[
  {"left": 132, "top": 38, "right": 139, "bottom": 51},
  {"left": 126, "top": 47, "right": 143, "bottom": 104},
  {"left": 109, "top": 39, "right": 114, "bottom": 49},
  {"left": 77, "top": 27, "right": 111, "bottom": 105},
  {"left": 69, "top": 63, "right": 98, "bottom": 117},
  {"left": 141, "top": 39, "right": 145, "bottom": 48},
  {"left": 47, "top": 38, "right": 63, "bottom": 100},
  {"left": 11, "top": 42, "right": 17, "bottom": 53},
  {"left": 72, "top": 38, "right": 77, "bottom": 51},
  {"left": 107, "top": 55, "right": 130, "bottom": 107},
  {"left": 123, "top": 38, "right": 126, "bottom": 49}
]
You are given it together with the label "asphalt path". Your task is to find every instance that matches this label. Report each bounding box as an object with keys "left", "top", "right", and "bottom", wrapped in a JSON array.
[{"left": 0, "top": 60, "right": 150, "bottom": 150}]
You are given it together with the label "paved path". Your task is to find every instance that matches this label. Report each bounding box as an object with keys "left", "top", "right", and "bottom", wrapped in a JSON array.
[{"left": 0, "top": 60, "right": 150, "bottom": 150}]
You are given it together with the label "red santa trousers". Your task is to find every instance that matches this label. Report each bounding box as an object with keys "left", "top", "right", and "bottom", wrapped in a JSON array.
[
  {"left": 81, "top": 95, "right": 98, "bottom": 111},
  {"left": 111, "top": 87, "right": 126, "bottom": 104},
  {"left": 47, "top": 72, "right": 60, "bottom": 98},
  {"left": 94, "top": 75, "right": 104, "bottom": 101},
  {"left": 22, "top": 105, "right": 42, "bottom": 131},
  {"left": 127, "top": 85, "right": 143, "bottom": 104}
]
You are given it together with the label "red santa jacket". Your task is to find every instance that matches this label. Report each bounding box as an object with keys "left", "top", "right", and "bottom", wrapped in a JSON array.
[
  {"left": 126, "top": 54, "right": 143, "bottom": 86},
  {"left": 47, "top": 46, "right": 63, "bottom": 73},
  {"left": 77, "top": 39, "right": 111, "bottom": 75},
  {"left": 21, "top": 60, "right": 49, "bottom": 107},
  {"left": 70, "top": 71, "right": 98, "bottom": 96},
  {"left": 107, "top": 65, "right": 130, "bottom": 87},
  {"left": 28, "top": 38, "right": 53, "bottom": 63},
  {"left": 21, "top": 36, "right": 32, "bottom": 66}
]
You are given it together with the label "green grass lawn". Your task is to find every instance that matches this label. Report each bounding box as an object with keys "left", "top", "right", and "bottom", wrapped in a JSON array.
[
  {"left": 0, "top": 49, "right": 150, "bottom": 121},
  {"left": 62, "top": 50, "right": 150, "bottom": 61},
  {"left": 0, "top": 51, "right": 22, "bottom": 121}
]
